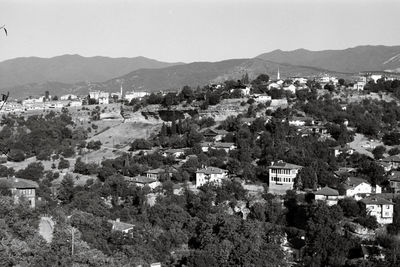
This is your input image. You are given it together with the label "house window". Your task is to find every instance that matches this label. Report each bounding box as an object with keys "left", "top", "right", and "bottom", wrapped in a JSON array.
[{"left": 386, "top": 205, "right": 390, "bottom": 209}]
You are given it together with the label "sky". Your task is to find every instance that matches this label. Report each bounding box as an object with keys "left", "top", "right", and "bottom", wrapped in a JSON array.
[{"left": 0, "top": 0, "right": 399, "bottom": 63}]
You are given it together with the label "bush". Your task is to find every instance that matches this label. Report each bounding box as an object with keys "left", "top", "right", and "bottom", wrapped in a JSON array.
[
  {"left": 129, "top": 139, "right": 152, "bottom": 151},
  {"left": 86, "top": 140, "right": 102, "bottom": 150},
  {"left": 7, "top": 149, "right": 25, "bottom": 162},
  {"left": 61, "top": 146, "right": 75, "bottom": 158},
  {"left": 354, "top": 215, "right": 379, "bottom": 230},
  {"left": 58, "top": 158, "right": 70, "bottom": 169}
]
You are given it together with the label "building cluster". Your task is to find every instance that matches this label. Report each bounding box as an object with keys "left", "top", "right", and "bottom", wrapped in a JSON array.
[{"left": 0, "top": 85, "right": 151, "bottom": 113}]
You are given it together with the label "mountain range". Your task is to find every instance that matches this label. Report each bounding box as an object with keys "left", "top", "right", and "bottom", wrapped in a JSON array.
[
  {"left": 1, "top": 45, "right": 400, "bottom": 98},
  {"left": 0, "top": 54, "right": 181, "bottom": 89},
  {"left": 257, "top": 45, "right": 400, "bottom": 73}
]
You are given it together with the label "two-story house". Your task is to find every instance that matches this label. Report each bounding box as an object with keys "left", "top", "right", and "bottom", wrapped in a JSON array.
[
  {"left": 360, "top": 196, "right": 394, "bottom": 224},
  {"left": 196, "top": 166, "right": 228, "bottom": 188},
  {"left": 201, "top": 128, "right": 228, "bottom": 142},
  {"left": 0, "top": 177, "right": 39, "bottom": 208},
  {"left": 343, "top": 177, "right": 381, "bottom": 200},
  {"left": 145, "top": 168, "right": 166, "bottom": 180},
  {"left": 268, "top": 161, "right": 302, "bottom": 195},
  {"left": 381, "top": 154, "right": 400, "bottom": 171},
  {"left": 389, "top": 171, "right": 400, "bottom": 193}
]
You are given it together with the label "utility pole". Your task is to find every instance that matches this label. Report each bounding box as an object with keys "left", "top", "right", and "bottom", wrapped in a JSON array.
[{"left": 70, "top": 227, "right": 76, "bottom": 256}]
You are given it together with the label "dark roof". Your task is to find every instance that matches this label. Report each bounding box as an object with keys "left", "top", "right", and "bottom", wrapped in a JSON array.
[
  {"left": 0, "top": 177, "right": 39, "bottom": 189},
  {"left": 196, "top": 167, "right": 227, "bottom": 175},
  {"left": 382, "top": 154, "right": 400, "bottom": 163},
  {"left": 213, "top": 142, "right": 235, "bottom": 148},
  {"left": 344, "top": 177, "right": 369, "bottom": 189},
  {"left": 269, "top": 161, "right": 302, "bottom": 170},
  {"left": 201, "top": 128, "right": 228, "bottom": 136},
  {"left": 290, "top": 116, "right": 314, "bottom": 122},
  {"left": 145, "top": 168, "right": 165, "bottom": 174},
  {"left": 360, "top": 196, "right": 393, "bottom": 206},
  {"left": 389, "top": 171, "right": 400, "bottom": 182},
  {"left": 124, "top": 176, "right": 157, "bottom": 184},
  {"left": 315, "top": 186, "right": 339, "bottom": 196}
]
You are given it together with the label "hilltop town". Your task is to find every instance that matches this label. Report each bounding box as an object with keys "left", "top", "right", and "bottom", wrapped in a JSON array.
[{"left": 2, "top": 69, "right": 400, "bottom": 266}]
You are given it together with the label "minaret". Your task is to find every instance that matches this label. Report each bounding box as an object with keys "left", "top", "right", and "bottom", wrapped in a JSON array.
[
  {"left": 277, "top": 67, "right": 280, "bottom": 80},
  {"left": 120, "top": 84, "right": 123, "bottom": 99}
]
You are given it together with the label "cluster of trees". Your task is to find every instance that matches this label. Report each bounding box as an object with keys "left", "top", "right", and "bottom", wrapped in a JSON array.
[
  {"left": 296, "top": 94, "right": 400, "bottom": 137},
  {"left": 0, "top": 110, "right": 86, "bottom": 162}
]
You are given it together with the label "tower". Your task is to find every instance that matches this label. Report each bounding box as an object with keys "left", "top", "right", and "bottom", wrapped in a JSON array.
[
  {"left": 120, "top": 84, "right": 123, "bottom": 98},
  {"left": 277, "top": 67, "right": 280, "bottom": 80}
]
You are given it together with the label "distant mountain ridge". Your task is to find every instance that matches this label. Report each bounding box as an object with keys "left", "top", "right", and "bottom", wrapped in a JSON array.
[
  {"left": 0, "top": 54, "right": 182, "bottom": 89},
  {"left": 257, "top": 45, "right": 400, "bottom": 73},
  {"left": 2, "top": 45, "right": 400, "bottom": 98},
  {"left": 6, "top": 58, "right": 343, "bottom": 98}
]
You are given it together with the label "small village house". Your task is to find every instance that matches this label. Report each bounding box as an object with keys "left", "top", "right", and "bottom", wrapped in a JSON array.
[
  {"left": 0, "top": 177, "right": 39, "bottom": 208},
  {"left": 124, "top": 175, "right": 161, "bottom": 189},
  {"left": 201, "top": 128, "right": 228, "bottom": 142},
  {"left": 381, "top": 154, "right": 400, "bottom": 170},
  {"left": 342, "top": 177, "right": 381, "bottom": 200},
  {"left": 268, "top": 161, "right": 302, "bottom": 195},
  {"left": 314, "top": 186, "right": 340, "bottom": 206},
  {"left": 108, "top": 218, "right": 134, "bottom": 234},
  {"left": 388, "top": 171, "right": 400, "bottom": 193},
  {"left": 360, "top": 196, "right": 394, "bottom": 224},
  {"left": 195, "top": 166, "right": 228, "bottom": 188}
]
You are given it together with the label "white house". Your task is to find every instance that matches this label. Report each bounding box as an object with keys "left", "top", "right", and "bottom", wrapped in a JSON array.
[
  {"left": 288, "top": 116, "right": 314, "bottom": 126},
  {"left": 254, "top": 94, "right": 272, "bottom": 103},
  {"left": 89, "top": 91, "right": 109, "bottom": 100},
  {"left": 124, "top": 175, "right": 161, "bottom": 189},
  {"left": 381, "top": 154, "right": 400, "bottom": 170},
  {"left": 200, "top": 142, "right": 236, "bottom": 153},
  {"left": 360, "top": 196, "right": 394, "bottom": 224},
  {"left": 353, "top": 81, "right": 366, "bottom": 91},
  {"left": 60, "top": 94, "right": 78, "bottom": 101},
  {"left": 69, "top": 101, "right": 82, "bottom": 107},
  {"left": 314, "top": 186, "right": 340, "bottom": 206},
  {"left": 108, "top": 218, "right": 134, "bottom": 233},
  {"left": 389, "top": 171, "right": 400, "bottom": 193},
  {"left": 332, "top": 145, "right": 354, "bottom": 157},
  {"left": 195, "top": 166, "right": 228, "bottom": 188},
  {"left": 283, "top": 84, "right": 296, "bottom": 94},
  {"left": 292, "top": 77, "right": 308, "bottom": 85},
  {"left": 163, "top": 148, "right": 186, "bottom": 158},
  {"left": 231, "top": 86, "right": 251, "bottom": 96},
  {"left": 370, "top": 74, "right": 382, "bottom": 83},
  {"left": 343, "top": 177, "right": 381, "bottom": 200},
  {"left": 268, "top": 161, "right": 302, "bottom": 195},
  {"left": 267, "top": 83, "right": 281, "bottom": 90},
  {"left": 0, "top": 177, "right": 39, "bottom": 208},
  {"left": 125, "top": 91, "right": 149, "bottom": 102}
]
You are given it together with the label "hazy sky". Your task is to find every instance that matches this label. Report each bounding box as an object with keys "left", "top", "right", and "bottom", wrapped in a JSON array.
[{"left": 1, "top": 0, "right": 399, "bottom": 63}]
